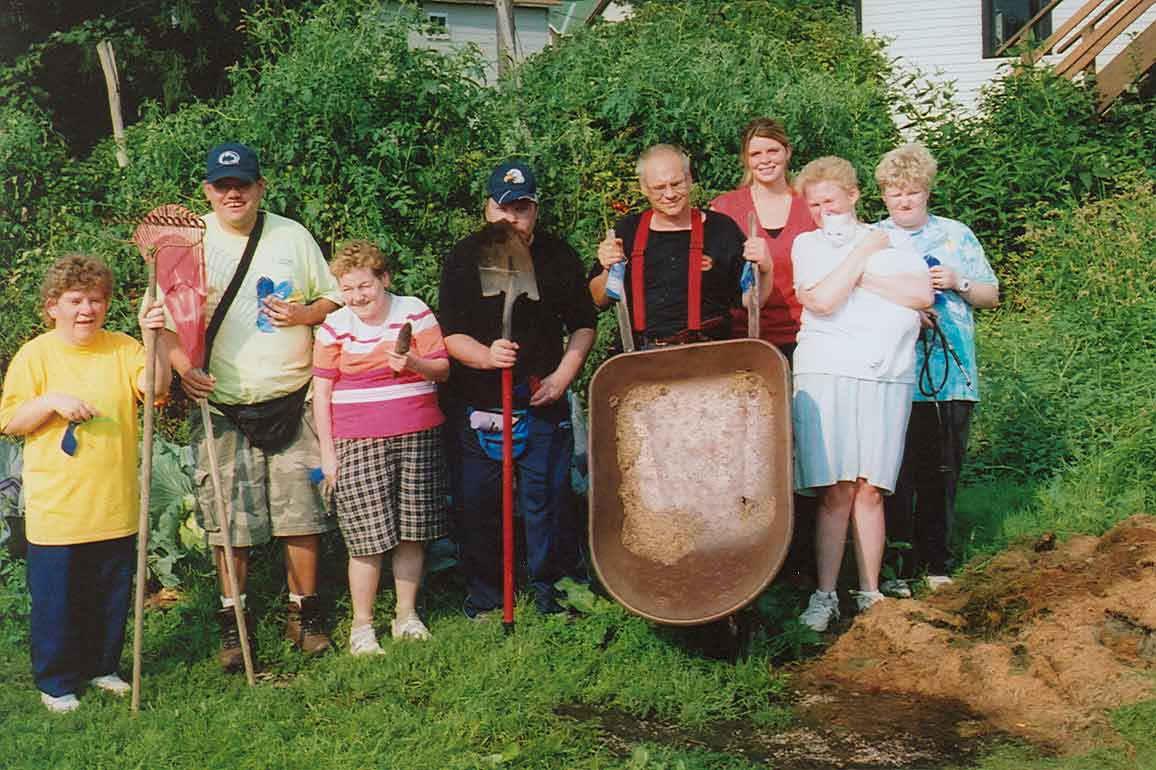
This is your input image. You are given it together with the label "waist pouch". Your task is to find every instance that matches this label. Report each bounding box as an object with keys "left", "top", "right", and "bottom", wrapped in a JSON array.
[
  {"left": 210, "top": 383, "right": 309, "bottom": 453},
  {"left": 469, "top": 407, "right": 530, "bottom": 462}
]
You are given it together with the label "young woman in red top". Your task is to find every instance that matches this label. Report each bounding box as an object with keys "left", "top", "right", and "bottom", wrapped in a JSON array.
[{"left": 710, "top": 117, "right": 816, "bottom": 359}]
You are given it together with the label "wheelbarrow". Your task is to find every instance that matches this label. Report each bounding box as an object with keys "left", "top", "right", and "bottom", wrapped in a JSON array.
[{"left": 587, "top": 245, "right": 793, "bottom": 625}]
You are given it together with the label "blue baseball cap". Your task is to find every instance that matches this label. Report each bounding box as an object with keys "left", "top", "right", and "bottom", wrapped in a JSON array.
[
  {"left": 487, "top": 161, "right": 538, "bottom": 205},
  {"left": 205, "top": 142, "right": 261, "bottom": 184}
]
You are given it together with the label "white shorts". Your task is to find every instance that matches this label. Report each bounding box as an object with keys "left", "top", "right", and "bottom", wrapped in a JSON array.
[{"left": 792, "top": 373, "right": 913, "bottom": 494}]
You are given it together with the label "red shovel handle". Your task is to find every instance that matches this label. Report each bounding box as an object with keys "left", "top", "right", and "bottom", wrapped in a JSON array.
[{"left": 501, "top": 367, "right": 515, "bottom": 632}]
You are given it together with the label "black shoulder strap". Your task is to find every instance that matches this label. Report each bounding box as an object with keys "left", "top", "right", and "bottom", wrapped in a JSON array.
[{"left": 203, "top": 212, "right": 265, "bottom": 375}]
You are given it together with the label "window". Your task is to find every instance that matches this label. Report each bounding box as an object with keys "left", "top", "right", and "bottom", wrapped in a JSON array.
[
  {"left": 425, "top": 12, "right": 449, "bottom": 40},
  {"left": 983, "top": 0, "right": 1053, "bottom": 58}
]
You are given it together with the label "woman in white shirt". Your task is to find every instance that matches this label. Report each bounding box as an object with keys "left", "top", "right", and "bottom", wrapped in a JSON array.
[{"left": 789, "top": 156, "right": 933, "bottom": 631}]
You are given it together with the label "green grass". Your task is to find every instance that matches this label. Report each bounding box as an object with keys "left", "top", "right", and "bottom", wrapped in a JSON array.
[
  {"left": 2, "top": 530, "right": 1154, "bottom": 769},
  {"left": 0, "top": 571, "right": 789, "bottom": 770}
]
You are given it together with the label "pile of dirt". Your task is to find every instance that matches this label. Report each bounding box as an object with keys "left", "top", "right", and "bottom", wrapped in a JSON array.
[{"left": 795, "top": 514, "right": 1156, "bottom": 755}]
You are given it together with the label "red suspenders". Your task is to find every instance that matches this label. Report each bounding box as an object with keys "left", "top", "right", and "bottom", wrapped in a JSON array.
[{"left": 628, "top": 209, "right": 704, "bottom": 333}]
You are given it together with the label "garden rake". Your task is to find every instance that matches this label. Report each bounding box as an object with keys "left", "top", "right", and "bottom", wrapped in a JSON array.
[{"left": 132, "top": 205, "right": 256, "bottom": 695}]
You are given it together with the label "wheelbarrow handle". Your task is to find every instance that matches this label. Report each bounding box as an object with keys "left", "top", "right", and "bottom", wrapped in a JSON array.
[{"left": 746, "top": 212, "right": 761, "bottom": 340}]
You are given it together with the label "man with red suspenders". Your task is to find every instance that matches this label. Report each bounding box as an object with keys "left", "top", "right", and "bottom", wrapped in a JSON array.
[{"left": 590, "top": 144, "right": 773, "bottom": 346}]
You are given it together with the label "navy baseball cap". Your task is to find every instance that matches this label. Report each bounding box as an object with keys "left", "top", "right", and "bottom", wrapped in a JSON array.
[
  {"left": 205, "top": 142, "right": 261, "bottom": 184},
  {"left": 487, "top": 161, "right": 538, "bottom": 204}
]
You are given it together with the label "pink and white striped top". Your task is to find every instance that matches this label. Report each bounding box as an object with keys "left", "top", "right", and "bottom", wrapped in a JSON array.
[{"left": 313, "top": 295, "right": 447, "bottom": 439}]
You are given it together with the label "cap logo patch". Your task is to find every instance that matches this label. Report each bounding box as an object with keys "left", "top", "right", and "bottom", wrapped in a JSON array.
[
  {"left": 218, "top": 150, "right": 241, "bottom": 166},
  {"left": 503, "top": 168, "right": 525, "bottom": 185}
]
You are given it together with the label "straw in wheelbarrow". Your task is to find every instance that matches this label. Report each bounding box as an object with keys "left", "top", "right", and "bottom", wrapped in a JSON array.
[{"left": 476, "top": 222, "right": 539, "bottom": 633}]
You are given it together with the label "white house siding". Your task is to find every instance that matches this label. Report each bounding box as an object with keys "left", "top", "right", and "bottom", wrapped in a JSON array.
[
  {"left": 862, "top": 1, "right": 1156, "bottom": 113},
  {"left": 407, "top": 1, "right": 554, "bottom": 83}
]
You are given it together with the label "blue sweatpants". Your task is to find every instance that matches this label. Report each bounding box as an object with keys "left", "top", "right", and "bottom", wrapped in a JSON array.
[
  {"left": 457, "top": 403, "right": 580, "bottom": 615},
  {"left": 27, "top": 535, "right": 135, "bottom": 697}
]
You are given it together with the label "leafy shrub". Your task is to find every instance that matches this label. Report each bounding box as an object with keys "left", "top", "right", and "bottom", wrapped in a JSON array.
[
  {"left": 504, "top": 0, "right": 900, "bottom": 247},
  {"left": 919, "top": 65, "right": 1156, "bottom": 263},
  {"left": 967, "top": 179, "right": 1156, "bottom": 540}
]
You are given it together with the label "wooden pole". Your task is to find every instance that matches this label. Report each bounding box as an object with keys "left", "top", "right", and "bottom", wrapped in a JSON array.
[
  {"left": 495, "top": 0, "right": 519, "bottom": 79},
  {"left": 130, "top": 261, "right": 157, "bottom": 712},
  {"left": 200, "top": 401, "right": 257, "bottom": 686},
  {"left": 95, "top": 40, "right": 129, "bottom": 168}
]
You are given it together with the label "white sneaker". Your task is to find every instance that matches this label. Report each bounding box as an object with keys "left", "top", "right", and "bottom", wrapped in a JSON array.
[
  {"left": 348, "top": 623, "right": 385, "bottom": 656},
  {"left": 89, "top": 674, "right": 131, "bottom": 695},
  {"left": 391, "top": 612, "right": 432, "bottom": 641},
  {"left": 926, "top": 575, "right": 954, "bottom": 591},
  {"left": 880, "top": 578, "right": 912, "bottom": 599},
  {"left": 40, "top": 691, "right": 80, "bottom": 713},
  {"left": 854, "top": 590, "right": 885, "bottom": 613},
  {"left": 799, "top": 590, "right": 840, "bottom": 632}
]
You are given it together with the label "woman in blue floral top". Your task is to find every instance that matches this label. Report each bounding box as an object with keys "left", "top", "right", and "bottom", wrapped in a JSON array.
[{"left": 874, "top": 143, "right": 1000, "bottom": 593}]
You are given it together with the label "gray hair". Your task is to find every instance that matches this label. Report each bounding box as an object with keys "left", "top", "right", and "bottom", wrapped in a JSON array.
[{"left": 636, "top": 144, "right": 692, "bottom": 183}]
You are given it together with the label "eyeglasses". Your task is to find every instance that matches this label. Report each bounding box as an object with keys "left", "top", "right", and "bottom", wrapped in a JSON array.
[{"left": 645, "top": 178, "right": 689, "bottom": 195}]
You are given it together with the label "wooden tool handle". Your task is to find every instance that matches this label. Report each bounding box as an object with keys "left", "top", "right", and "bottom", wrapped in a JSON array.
[
  {"left": 746, "top": 213, "right": 761, "bottom": 340},
  {"left": 131, "top": 261, "right": 158, "bottom": 712}
]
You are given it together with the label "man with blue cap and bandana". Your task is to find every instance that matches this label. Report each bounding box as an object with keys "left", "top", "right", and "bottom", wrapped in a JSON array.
[{"left": 438, "top": 161, "right": 596, "bottom": 618}]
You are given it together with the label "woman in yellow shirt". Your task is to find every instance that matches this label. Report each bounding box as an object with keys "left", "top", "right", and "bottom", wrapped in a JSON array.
[{"left": 0, "top": 254, "right": 170, "bottom": 713}]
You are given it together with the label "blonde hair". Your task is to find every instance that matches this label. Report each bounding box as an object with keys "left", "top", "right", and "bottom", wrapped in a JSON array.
[
  {"left": 636, "top": 144, "right": 691, "bottom": 184},
  {"left": 40, "top": 254, "right": 114, "bottom": 325},
  {"left": 329, "top": 239, "right": 395, "bottom": 279},
  {"left": 875, "top": 142, "right": 937, "bottom": 192},
  {"left": 794, "top": 156, "right": 859, "bottom": 197},
  {"left": 739, "top": 117, "right": 792, "bottom": 187}
]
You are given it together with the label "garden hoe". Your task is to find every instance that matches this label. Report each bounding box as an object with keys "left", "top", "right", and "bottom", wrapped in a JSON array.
[{"left": 477, "top": 222, "right": 539, "bottom": 634}]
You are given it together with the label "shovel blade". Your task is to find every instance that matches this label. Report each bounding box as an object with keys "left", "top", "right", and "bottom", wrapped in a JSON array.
[{"left": 477, "top": 222, "right": 540, "bottom": 302}]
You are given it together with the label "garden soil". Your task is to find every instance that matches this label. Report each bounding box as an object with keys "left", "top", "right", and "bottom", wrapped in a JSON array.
[{"left": 794, "top": 514, "right": 1156, "bottom": 759}]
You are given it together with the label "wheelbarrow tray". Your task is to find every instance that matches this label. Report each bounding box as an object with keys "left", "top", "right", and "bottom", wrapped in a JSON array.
[{"left": 587, "top": 338, "right": 793, "bottom": 625}]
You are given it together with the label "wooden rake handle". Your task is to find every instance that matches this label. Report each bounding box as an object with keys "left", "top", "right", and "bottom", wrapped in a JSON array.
[{"left": 131, "top": 261, "right": 157, "bottom": 712}]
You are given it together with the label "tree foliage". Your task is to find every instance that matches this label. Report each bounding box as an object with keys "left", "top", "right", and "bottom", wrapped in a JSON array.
[
  {"left": 918, "top": 65, "right": 1156, "bottom": 261},
  {"left": 0, "top": 0, "right": 317, "bottom": 153}
]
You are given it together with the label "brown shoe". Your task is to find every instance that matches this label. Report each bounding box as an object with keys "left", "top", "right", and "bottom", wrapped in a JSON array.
[
  {"left": 284, "top": 595, "right": 331, "bottom": 653},
  {"left": 216, "top": 607, "right": 256, "bottom": 672}
]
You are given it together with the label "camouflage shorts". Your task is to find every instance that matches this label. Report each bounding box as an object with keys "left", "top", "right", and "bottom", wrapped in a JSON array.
[{"left": 191, "top": 405, "right": 334, "bottom": 548}]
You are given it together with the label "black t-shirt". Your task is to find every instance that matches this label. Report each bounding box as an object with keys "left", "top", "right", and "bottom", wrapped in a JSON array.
[
  {"left": 589, "top": 210, "right": 745, "bottom": 339},
  {"left": 439, "top": 227, "right": 597, "bottom": 409}
]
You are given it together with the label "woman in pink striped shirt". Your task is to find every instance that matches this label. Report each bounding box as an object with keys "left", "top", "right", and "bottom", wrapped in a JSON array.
[{"left": 313, "top": 240, "right": 450, "bottom": 654}]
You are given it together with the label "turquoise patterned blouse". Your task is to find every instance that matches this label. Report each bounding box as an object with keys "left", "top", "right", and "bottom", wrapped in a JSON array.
[{"left": 876, "top": 214, "right": 997, "bottom": 402}]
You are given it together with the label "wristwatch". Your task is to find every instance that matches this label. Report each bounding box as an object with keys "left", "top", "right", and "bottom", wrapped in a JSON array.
[{"left": 958, "top": 277, "right": 972, "bottom": 293}]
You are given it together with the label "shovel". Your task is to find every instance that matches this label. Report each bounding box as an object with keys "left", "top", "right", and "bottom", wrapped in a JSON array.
[
  {"left": 746, "top": 212, "right": 762, "bottom": 340},
  {"left": 477, "top": 222, "right": 540, "bottom": 633}
]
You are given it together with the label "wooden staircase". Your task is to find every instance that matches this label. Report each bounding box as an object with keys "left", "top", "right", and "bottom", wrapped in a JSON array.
[{"left": 996, "top": 0, "right": 1156, "bottom": 111}]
